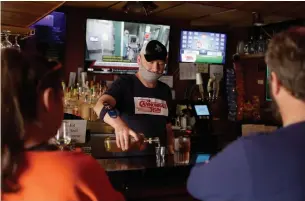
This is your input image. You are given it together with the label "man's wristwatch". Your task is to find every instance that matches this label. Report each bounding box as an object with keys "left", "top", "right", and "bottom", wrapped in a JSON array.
[{"left": 99, "top": 102, "right": 119, "bottom": 120}]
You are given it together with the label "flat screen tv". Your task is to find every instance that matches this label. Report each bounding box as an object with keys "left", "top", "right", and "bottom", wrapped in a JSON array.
[
  {"left": 85, "top": 19, "right": 170, "bottom": 74},
  {"left": 179, "top": 30, "right": 227, "bottom": 64}
]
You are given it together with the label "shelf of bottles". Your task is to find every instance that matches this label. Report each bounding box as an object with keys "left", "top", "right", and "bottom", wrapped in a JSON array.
[
  {"left": 236, "top": 32, "right": 270, "bottom": 59},
  {"left": 62, "top": 79, "right": 107, "bottom": 121}
]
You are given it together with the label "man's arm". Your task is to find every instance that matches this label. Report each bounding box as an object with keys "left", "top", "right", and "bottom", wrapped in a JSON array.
[
  {"left": 93, "top": 95, "right": 138, "bottom": 151},
  {"left": 93, "top": 94, "right": 124, "bottom": 129},
  {"left": 187, "top": 139, "right": 251, "bottom": 201}
]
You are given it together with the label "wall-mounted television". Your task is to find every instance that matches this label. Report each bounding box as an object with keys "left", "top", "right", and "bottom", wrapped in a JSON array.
[
  {"left": 179, "top": 30, "right": 227, "bottom": 64},
  {"left": 85, "top": 19, "right": 170, "bottom": 74}
]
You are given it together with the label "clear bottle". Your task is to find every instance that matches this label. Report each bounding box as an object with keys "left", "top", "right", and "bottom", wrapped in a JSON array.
[
  {"left": 248, "top": 36, "right": 255, "bottom": 54},
  {"left": 257, "top": 34, "right": 266, "bottom": 53},
  {"left": 104, "top": 134, "right": 160, "bottom": 152}
]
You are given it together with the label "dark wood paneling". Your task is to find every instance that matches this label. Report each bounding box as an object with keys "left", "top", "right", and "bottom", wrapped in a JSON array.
[
  {"left": 61, "top": 1, "right": 303, "bottom": 27},
  {"left": 1, "top": 1, "right": 64, "bottom": 27},
  {"left": 64, "top": 1, "right": 118, "bottom": 8},
  {"left": 155, "top": 3, "right": 229, "bottom": 20},
  {"left": 198, "top": 1, "right": 305, "bottom": 19}
]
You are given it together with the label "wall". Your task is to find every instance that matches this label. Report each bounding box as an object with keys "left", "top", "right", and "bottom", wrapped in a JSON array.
[
  {"left": 234, "top": 19, "right": 305, "bottom": 123},
  {"left": 236, "top": 57, "right": 275, "bottom": 122}
]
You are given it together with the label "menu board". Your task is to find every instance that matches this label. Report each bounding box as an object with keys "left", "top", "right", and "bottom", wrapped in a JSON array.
[{"left": 180, "top": 30, "right": 227, "bottom": 64}]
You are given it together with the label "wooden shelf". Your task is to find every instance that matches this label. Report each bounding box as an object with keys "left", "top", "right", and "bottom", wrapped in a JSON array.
[
  {"left": 1, "top": 25, "right": 35, "bottom": 36},
  {"left": 239, "top": 53, "right": 265, "bottom": 60}
]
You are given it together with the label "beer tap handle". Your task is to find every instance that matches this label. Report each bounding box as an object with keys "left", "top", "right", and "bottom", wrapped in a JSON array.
[
  {"left": 153, "top": 137, "right": 160, "bottom": 144},
  {"left": 207, "top": 77, "right": 216, "bottom": 102},
  {"left": 212, "top": 79, "right": 218, "bottom": 101},
  {"left": 215, "top": 80, "right": 220, "bottom": 100}
]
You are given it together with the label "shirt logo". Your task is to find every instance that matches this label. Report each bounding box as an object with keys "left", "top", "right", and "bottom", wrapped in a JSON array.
[{"left": 134, "top": 97, "right": 168, "bottom": 116}]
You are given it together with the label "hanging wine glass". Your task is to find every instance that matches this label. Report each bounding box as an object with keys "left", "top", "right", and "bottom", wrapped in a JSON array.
[
  {"left": 12, "top": 35, "right": 20, "bottom": 50},
  {"left": 1, "top": 31, "right": 12, "bottom": 49}
]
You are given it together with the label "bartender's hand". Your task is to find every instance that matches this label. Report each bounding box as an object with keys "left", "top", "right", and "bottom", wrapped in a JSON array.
[
  {"left": 114, "top": 123, "right": 139, "bottom": 151},
  {"left": 94, "top": 95, "right": 139, "bottom": 150},
  {"left": 168, "top": 144, "right": 175, "bottom": 155}
]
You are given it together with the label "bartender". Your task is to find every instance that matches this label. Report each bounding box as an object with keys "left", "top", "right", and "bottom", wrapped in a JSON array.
[{"left": 94, "top": 40, "right": 174, "bottom": 155}]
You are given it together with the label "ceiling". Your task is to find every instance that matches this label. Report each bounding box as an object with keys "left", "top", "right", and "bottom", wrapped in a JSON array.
[
  {"left": 1, "top": 1, "right": 64, "bottom": 34},
  {"left": 63, "top": 1, "right": 305, "bottom": 27},
  {"left": 1, "top": 1, "right": 305, "bottom": 34}
]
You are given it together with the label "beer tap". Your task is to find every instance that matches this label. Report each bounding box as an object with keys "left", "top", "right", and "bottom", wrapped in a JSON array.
[
  {"left": 214, "top": 75, "right": 221, "bottom": 101},
  {"left": 207, "top": 75, "right": 215, "bottom": 102},
  {"left": 196, "top": 73, "right": 205, "bottom": 101},
  {"left": 207, "top": 74, "right": 220, "bottom": 102}
]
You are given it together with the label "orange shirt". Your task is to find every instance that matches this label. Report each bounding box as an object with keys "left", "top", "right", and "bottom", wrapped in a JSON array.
[{"left": 2, "top": 151, "right": 125, "bottom": 201}]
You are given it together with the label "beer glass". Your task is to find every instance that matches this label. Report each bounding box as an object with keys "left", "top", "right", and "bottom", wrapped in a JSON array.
[
  {"left": 174, "top": 136, "right": 191, "bottom": 164},
  {"left": 55, "top": 122, "right": 71, "bottom": 150}
]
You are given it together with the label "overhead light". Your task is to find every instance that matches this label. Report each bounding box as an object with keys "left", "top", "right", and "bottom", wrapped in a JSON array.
[
  {"left": 123, "top": 1, "right": 158, "bottom": 16},
  {"left": 252, "top": 12, "right": 264, "bottom": 26}
]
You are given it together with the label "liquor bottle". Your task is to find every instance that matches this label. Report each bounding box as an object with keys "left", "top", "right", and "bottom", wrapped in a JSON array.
[
  {"left": 62, "top": 81, "right": 66, "bottom": 92},
  {"left": 257, "top": 34, "right": 266, "bottom": 53},
  {"left": 248, "top": 36, "right": 255, "bottom": 54},
  {"left": 88, "top": 91, "right": 98, "bottom": 121},
  {"left": 104, "top": 134, "right": 160, "bottom": 152},
  {"left": 80, "top": 95, "right": 90, "bottom": 120}
]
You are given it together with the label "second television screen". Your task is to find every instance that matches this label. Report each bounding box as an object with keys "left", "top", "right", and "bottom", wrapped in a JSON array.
[
  {"left": 180, "top": 30, "right": 227, "bottom": 64},
  {"left": 85, "top": 19, "right": 170, "bottom": 74}
]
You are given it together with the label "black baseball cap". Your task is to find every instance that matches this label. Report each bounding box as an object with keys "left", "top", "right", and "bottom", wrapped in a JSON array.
[{"left": 140, "top": 40, "right": 167, "bottom": 62}]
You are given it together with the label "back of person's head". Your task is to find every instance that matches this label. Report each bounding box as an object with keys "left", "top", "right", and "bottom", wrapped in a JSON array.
[
  {"left": 265, "top": 27, "right": 305, "bottom": 100},
  {"left": 265, "top": 27, "right": 305, "bottom": 123},
  {"left": 1, "top": 48, "right": 64, "bottom": 193}
]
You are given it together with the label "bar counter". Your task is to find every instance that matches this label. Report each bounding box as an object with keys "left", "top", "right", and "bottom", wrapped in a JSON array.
[
  {"left": 96, "top": 155, "right": 196, "bottom": 201},
  {"left": 97, "top": 154, "right": 192, "bottom": 171}
]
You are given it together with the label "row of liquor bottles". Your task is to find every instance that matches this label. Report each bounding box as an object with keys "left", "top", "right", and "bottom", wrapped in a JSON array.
[{"left": 62, "top": 79, "right": 107, "bottom": 121}]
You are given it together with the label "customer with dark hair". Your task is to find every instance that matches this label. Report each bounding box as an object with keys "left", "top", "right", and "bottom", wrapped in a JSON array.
[
  {"left": 187, "top": 27, "right": 305, "bottom": 201},
  {"left": 1, "top": 48, "right": 124, "bottom": 201}
]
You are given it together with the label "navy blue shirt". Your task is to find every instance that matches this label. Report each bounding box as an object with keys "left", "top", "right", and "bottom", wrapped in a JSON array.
[{"left": 187, "top": 121, "right": 305, "bottom": 201}]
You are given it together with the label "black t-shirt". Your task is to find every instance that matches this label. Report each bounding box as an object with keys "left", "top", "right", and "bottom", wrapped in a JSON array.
[{"left": 105, "top": 75, "right": 172, "bottom": 155}]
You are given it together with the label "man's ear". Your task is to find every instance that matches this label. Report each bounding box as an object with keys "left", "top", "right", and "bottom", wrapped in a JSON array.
[
  {"left": 137, "top": 55, "right": 141, "bottom": 65},
  {"left": 270, "top": 71, "right": 281, "bottom": 96},
  {"left": 166, "top": 56, "right": 168, "bottom": 64},
  {"left": 42, "top": 88, "right": 55, "bottom": 112}
]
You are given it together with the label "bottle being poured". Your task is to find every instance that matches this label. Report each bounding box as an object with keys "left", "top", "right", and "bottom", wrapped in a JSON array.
[{"left": 104, "top": 133, "right": 160, "bottom": 152}]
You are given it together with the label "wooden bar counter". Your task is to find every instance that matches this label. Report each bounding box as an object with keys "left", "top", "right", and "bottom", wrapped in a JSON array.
[{"left": 96, "top": 155, "right": 197, "bottom": 201}]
